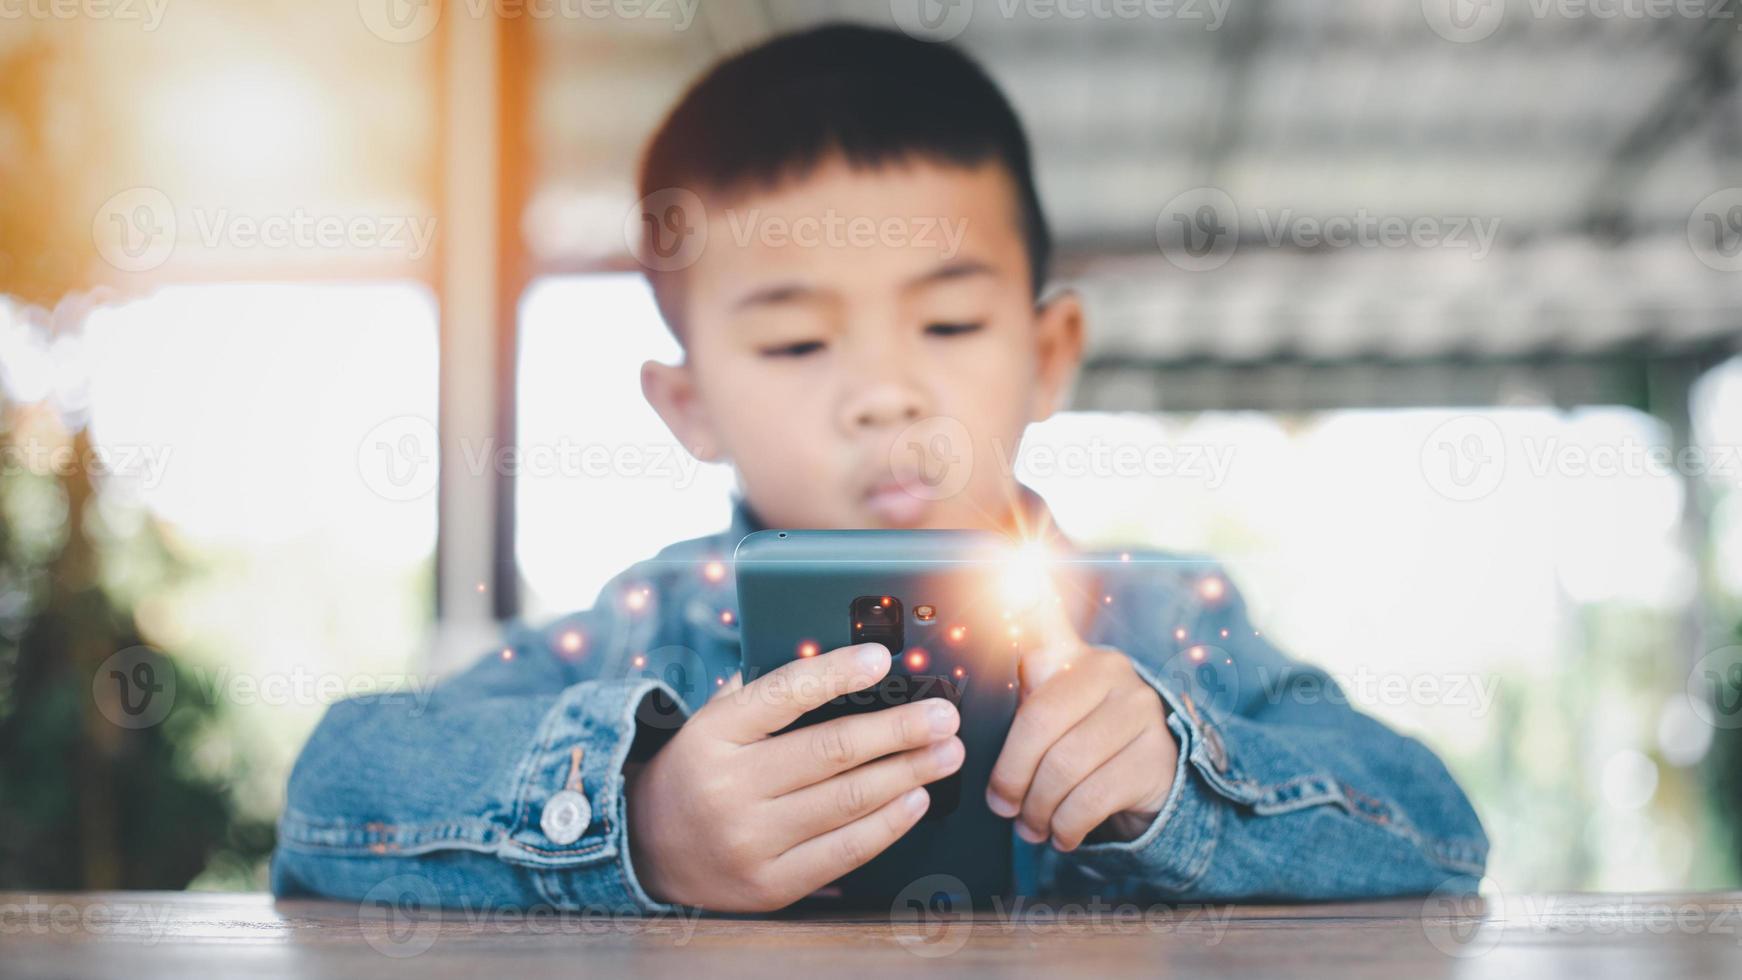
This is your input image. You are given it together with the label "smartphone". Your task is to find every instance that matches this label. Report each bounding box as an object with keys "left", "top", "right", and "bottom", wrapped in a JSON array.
[{"left": 734, "top": 529, "right": 1022, "bottom": 908}]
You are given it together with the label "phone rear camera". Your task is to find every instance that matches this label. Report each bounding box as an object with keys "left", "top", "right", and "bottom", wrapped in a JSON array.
[{"left": 851, "top": 595, "right": 904, "bottom": 653}]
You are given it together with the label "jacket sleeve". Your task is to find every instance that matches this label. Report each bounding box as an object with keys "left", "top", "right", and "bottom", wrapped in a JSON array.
[
  {"left": 1058, "top": 564, "right": 1490, "bottom": 901},
  {"left": 270, "top": 583, "right": 690, "bottom": 914}
]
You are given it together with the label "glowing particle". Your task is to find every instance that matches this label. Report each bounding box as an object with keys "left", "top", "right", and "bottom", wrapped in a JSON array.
[
  {"left": 500, "top": 648, "right": 514, "bottom": 661},
  {"left": 626, "top": 588, "right": 649, "bottom": 612},
  {"left": 1103, "top": 595, "right": 1113, "bottom": 605},
  {"left": 475, "top": 581, "right": 487, "bottom": 593},
  {"left": 1174, "top": 627, "right": 1187, "bottom": 641},
  {"left": 948, "top": 625, "right": 967, "bottom": 644},
  {"left": 798, "top": 641, "right": 819, "bottom": 658},
  {"left": 559, "top": 631, "right": 584, "bottom": 655},
  {"left": 1220, "top": 628, "right": 1229, "bottom": 638},
  {"left": 906, "top": 648, "right": 929, "bottom": 670},
  {"left": 1120, "top": 552, "right": 1131, "bottom": 562},
  {"left": 1189, "top": 646, "right": 1205, "bottom": 662},
  {"left": 631, "top": 654, "right": 646, "bottom": 668},
  {"left": 715, "top": 677, "right": 724, "bottom": 686},
  {"left": 953, "top": 667, "right": 965, "bottom": 678},
  {"left": 881, "top": 596, "right": 893, "bottom": 607},
  {"left": 703, "top": 560, "right": 726, "bottom": 583},
  {"left": 1007, "top": 681, "right": 1015, "bottom": 689},
  {"left": 720, "top": 610, "right": 735, "bottom": 625},
  {"left": 1198, "top": 577, "right": 1225, "bottom": 602},
  {"left": 1007, "top": 624, "right": 1021, "bottom": 638}
]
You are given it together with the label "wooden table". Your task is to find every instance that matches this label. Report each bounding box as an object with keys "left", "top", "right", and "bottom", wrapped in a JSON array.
[{"left": 3, "top": 890, "right": 1740, "bottom": 977}]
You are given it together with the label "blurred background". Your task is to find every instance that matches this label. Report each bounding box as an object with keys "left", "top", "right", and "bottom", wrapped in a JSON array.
[{"left": 2, "top": 0, "right": 1740, "bottom": 895}]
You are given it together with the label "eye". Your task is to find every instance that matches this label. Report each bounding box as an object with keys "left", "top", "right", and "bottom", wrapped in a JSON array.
[
  {"left": 759, "top": 340, "right": 826, "bottom": 358},
  {"left": 925, "top": 322, "right": 984, "bottom": 338}
]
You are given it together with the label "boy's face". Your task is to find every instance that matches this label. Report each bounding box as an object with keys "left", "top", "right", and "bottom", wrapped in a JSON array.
[{"left": 641, "top": 156, "right": 1083, "bottom": 533}]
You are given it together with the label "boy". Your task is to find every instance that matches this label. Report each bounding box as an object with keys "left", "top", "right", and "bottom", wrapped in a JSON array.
[{"left": 272, "top": 25, "right": 1487, "bottom": 914}]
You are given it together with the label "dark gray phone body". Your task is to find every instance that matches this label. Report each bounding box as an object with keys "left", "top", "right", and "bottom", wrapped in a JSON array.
[{"left": 734, "top": 529, "right": 1020, "bottom": 908}]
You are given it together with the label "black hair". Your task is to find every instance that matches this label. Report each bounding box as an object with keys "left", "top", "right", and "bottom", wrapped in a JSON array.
[{"left": 635, "top": 23, "right": 1052, "bottom": 336}]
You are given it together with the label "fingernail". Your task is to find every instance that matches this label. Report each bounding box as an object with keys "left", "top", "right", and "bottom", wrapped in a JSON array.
[
  {"left": 927, "top": 699, "right": 957, "bottom": 734},
  {"left": 856, "top": 643, "right": 889, "bottom": 670},
  {"left": 930, "top": 738, "right": 961, "bottom": 769},
  {"left": 904, "top": 787, "right": 930, "bottom": 814},
  {"left": 986, "top": 791, "right": 1018, "bottom": 818},
  {"left": 1015, "top": 822, "right": 1046, "bottom": 844}
]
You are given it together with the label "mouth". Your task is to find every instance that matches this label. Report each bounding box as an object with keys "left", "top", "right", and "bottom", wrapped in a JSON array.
[{"left": 863, "top": 479, "right": 929, "bottom": 528}]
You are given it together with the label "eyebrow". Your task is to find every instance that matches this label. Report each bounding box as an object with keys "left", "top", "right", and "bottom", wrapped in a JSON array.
[{"left": 728, "top": 259, "right": 998, "bottom": 314}]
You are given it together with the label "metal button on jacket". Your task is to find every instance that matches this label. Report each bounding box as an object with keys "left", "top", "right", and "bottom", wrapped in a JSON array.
[{"left": 540, "top": 789, "right": 591, "bottom": 845}]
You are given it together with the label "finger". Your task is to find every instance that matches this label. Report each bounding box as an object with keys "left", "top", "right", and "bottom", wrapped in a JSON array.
[
  {"left": 986, "top": 655, "right": 1119, "bottom": 818},
  {"left": 710, "top": 671, "right": 743, "bottom": 702},
  {"left": 1014, "top": 695, "right": 1148, "bottom": 843},
  {"left": 774, "top": 737, "right": 964, "bottom": 842},
  {"left": 1049, "top": 727, "right": 1174, "bottom": 852},
  {"left": 758, "top": 696, "right": 960, "bottom": 794},
  {"left": 772, "top": 786, "right": 930, "bottom": 895},
  {"left": 712, "top": 642, "right": 891, "bottom": 742},
  {"left": 1017, "top": 594, "right": 1087, "bottom": 693}
]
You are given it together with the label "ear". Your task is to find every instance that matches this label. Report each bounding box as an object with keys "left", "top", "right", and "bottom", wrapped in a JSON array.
[
  {"left": 1029, "top": 289, "right": 1085, "bottom": 423},
  {"left": 641, "top": 359, "right": 726, "bottom": 463}
]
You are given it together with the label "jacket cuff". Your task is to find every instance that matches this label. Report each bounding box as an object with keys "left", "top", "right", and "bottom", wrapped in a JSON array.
[
  {"left": 497, "top": 676, "right": 689, "bottom": 913},
  {"left": 1066, "top": 701, "right": 1224, "bottom": 892}
]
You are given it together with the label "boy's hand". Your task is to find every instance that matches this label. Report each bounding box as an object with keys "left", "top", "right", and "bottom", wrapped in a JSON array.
[
  {"left": 986, "top": 596, "right": 1177, "bottom": 852},
  {"left": 624, "top": 642, "right": 963, "bottom": 912}
]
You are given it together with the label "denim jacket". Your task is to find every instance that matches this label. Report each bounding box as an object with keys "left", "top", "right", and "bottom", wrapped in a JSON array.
[{"left": 272, "top": 497, "right": 1488, "bottom": 912}]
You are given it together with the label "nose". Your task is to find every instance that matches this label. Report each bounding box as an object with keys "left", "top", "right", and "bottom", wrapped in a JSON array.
[{"left": 836, "top": 341, "right": 932, "bottom": 435}]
